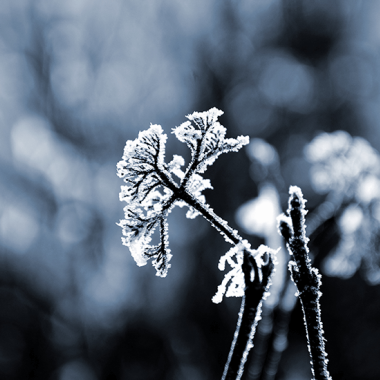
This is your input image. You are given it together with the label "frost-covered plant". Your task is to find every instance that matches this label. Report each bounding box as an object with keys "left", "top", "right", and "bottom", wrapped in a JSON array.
[
  {"left": 117, "top": 108, "right": 277, "bottom": 380},
  {"left": 305, "top": 130, "right": 380, "bottom": 284},
  {"left": 278, "top": 186, "right": 332, "bottom": 380}
]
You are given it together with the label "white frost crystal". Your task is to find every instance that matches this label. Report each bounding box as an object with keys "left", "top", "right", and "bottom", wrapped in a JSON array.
[
  {"left": 172, "top": 108, "right": 249, "bottom": 174},
  {"left": 212, "top": 243, "right": 246, "bottom": 304},
  {"left": 116, "top": 123, "right": 174, "bottom": 277},
  {"left": 168, "top": 154, "right": 185, "bottom": 180},
  {"left": 212, "top": 242, "right": 276, "bottom": 304},
  {"left": 117, "top": 108, "right": 250, "bottom": 278}
]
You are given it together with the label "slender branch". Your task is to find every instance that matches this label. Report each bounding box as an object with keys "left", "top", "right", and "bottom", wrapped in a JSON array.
[
  {"left": 222, "top": 250, "right": 275, "bottom": 380},
  {"left": 251, "top": 189, "right": 338, "bottom": 380},
  {"left": 176, "top": 177, "right": 276, "bottom": 380},
  {"left": 278, "top": 186, "right": 332, "bottom": 380},
  {"left": 176, "top": 172, "right": 278, "bottom": 380},
  {"left": 178, "top": 188, "right": 241, "bottom": 245},
  {"left": 255, "top": 273, "right": 297, "bottom": 380},
  {"left": 177, "top": 183, "right": 274, "bottom": 380}
]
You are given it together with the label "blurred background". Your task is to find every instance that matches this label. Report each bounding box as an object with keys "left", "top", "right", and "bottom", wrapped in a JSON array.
[{"left": 1, "top": 0, "right": 380, "bottom": 379}]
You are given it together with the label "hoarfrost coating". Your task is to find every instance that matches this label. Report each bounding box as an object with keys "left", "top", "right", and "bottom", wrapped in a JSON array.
[
  {"left": 212, "top": 243, "right": 279, "bottom": 304},
  {"left": 117, "top": 108, "right": 250, "bottom": 279},
  {"left": 278, "top": 186, "right": 332, "bottom": 380}
]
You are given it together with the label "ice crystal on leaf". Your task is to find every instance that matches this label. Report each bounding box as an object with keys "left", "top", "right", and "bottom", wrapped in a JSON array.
[
  {"left": 173, "top": 108, "right": 249, "bottom": 174},
  {"left": 212, "top": 242, "right": 277, "bottom": 304},
  {"left": 168, "top": 155, "right": 185, "bottom": 180},
  {"left": 212, "top": 242, "right": 246, "bottom": 304},
  {"left": 117, "top": 108, "right": 249, "bottom": 277}
]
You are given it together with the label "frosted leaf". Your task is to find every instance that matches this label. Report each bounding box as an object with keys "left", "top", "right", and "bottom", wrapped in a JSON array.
[
  {"left": 119, "top": 212, "right": 160, "bottom": 265},
  {"left": 145, "top": 218, "right": 172, "bottom": 277},
  {"left": 179, "top": 174, "right": 213, "bottom": 219},
  {"left": 117, "top": 124, "right": 170, "bottom": 204},
  {"left": 172, "top": 108, "right": 249, "bottom": 174},
  {"left": 255, "top": 244, "right": 279, "bottom": 267},
  {"left": 187, "top": 107, "right": 224, "bottom": 128},
  {"left": 172, "top": 121, "right": 201, "bottom": 155},
  {"left": 118, "top": 108, "right": 250, "bottom": 278},
  {"left": 186, "top": 174, "right": 213, "bottom": 200},
  {"left": 117, "top": 123, "right": 177, "bottom": 275},
  {"left": 129, "top": 236, "right": 149, "bottom": 266},
  {"left": 212, "top": 242, "right": 276, "bottom": 304},
  {"left": 168, "top": 155, "right": 185, "bottom": 180},
  {"left": 212, "top": 242, "right": 248, "bottom": 303},
  {"left": 198, "top": 133, "right": 249, "bottom": 174}
]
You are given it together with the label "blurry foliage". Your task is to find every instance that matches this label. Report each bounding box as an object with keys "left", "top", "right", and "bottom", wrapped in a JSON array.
[
  {"left": 305, "top": 130, "right": 380, "bottom": 285},
  {"left": 1, "top": 0, "right": 380, "bottom": 379}
]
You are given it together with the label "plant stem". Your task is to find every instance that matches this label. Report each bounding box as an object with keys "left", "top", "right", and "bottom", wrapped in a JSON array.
[
  {"left": 278, "top": 186, "right": 332, "bottom": 380},
  {"left": 172, "top": 170, "right": 275, "bottom": 380},
  {"left": 248, "top": 273, "right": 297, "bottom": 380},
  {"left": 179, "top": 187, "right": 273, "bottom": 380},
  {"left": 179, "top": 188, "right": 242, "bottom": 245},
  {"left": 222, "top": 250, "right": 275, "bottom": 380}
]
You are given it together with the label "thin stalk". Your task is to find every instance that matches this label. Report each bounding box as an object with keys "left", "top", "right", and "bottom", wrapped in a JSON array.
[
  {"left": 278, "top": 186, "right": 332, "bottom": 380},
  {"left": 222, "top": 250, "right": 275, "bottom": 380},
  {"left": 178, "top": 188, "right": 242, "bottom": 245},
  {"left": 245, "top": 305, "right": 274, "bottom": 380},
  {"left": 246, "top": 271, "right": 296, "bottom": 380},
  {"left": 250, "top": 193, "right": 337, "bottom": 380},
  {"left": 178, "top": 189, "right": 275, "bottom": 379},
  {"left": 256, "top": 274, "right": 297, "bottom": 380}
]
